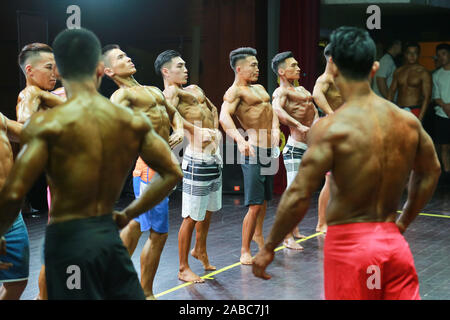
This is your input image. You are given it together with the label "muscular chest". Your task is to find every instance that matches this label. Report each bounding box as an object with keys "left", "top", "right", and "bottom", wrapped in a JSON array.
[
  {"left": 399, "top": 69, "right": 422, "bottom": 88},
  {"left": 240, "top": 86, "right": 271, "bottom": 106}
]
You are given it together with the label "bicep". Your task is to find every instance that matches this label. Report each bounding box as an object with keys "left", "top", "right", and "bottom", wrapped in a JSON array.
[
  {"left": 414, "top": 127, "right": 440, "bottom": 174},
  {"left": 5, "top": 135, "right": 48, "bottom": 199},
  {"left": 6, "top": 118, "right": 22, "bottom": 143}
]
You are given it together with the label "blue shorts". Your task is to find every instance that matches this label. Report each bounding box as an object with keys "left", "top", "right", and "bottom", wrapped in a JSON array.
[
  {"left": 0, "top": 213, "right": 30, "bottom": 282},
  {"left": 133, "top": 176, "right": 169, "bottom": 233}
]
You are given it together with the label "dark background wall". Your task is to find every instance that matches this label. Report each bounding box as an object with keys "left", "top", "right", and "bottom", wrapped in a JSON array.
[{"left": 0, "top": 0, "right": 268, "bottom": 121}]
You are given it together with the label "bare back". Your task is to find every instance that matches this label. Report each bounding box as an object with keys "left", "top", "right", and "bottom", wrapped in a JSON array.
[
  {"left": 322, "top": 94, "right": 421, "bottom": 225},
  {"left": 233, "top": 84, "right": 273, "bottom": 147},
  {"left": 26, "top": 93, "right": 151, "bottom": 223}
]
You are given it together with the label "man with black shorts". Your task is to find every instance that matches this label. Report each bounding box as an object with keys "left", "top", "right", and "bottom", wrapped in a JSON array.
[
  {"left": 220, "top": 47, "right": 280, "bottom": 265},
  {"left": 0, "top": 28, "right": 182, "bottom": 299}
]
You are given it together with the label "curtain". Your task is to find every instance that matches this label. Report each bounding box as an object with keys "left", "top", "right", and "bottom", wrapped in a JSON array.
[{"left": 274, "top": 0, "right": 320, "bottom": 195}]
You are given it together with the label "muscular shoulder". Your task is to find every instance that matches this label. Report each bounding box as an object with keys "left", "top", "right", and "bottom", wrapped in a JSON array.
[
  {"left": 394, "top": 65, "right": 407, "bottom": 75},
  {"left": 308, "top": 115, "right": 340, "bottom": 145},
  {"left": 272, "top": 87, "right": 284, "bottom": 99},
  {"left": 21, "top": 110, "right": 62, "bottom": 143},
  {"left": 185, "top": 84, "right": 203, "bottom": 93},
  {"left": 111, "top": 87, "right": 129, "bottom": 100},
  {"left": 223, "top": 85, "right": 241, "bottom": 102},
  {"left": 19, "top": 85, "right": 45, "bottom": 100},
  {"left": 163, "top": 84, "right": 179, "bottom": 99}
]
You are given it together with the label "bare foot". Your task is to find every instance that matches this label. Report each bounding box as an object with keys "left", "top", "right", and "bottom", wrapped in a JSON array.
[
  {"left": 316, "top": 225, "right": 327, "bottom": 233},
  {"left": 178, "top": 268, "right": 205, "bottom": 283},
  {"left": 240, "top": 252, "right": 253, "bottom": 265},
  {"left": 293, "top": 228, "right": 306, "bottom": 239},
  {"left": 191, "top": 249, "right": 216, "bottom": 271},
  {"left": 252, "top": 234, "right": 264, "bottom": 250},
  {"left": 283, "top": 237, "right": 304, "bottom": 250},
  {"left": 145, "top": 294, "right": 157, "bottom": 300}
]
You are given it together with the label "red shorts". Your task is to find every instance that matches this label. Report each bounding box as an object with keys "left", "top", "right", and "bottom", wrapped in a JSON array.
[{"left": 324, "top": 222, "right": 420, "bottom": 300}]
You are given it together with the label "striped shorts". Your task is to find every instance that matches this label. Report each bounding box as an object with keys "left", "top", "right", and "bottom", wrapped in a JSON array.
[
  {"left": 181, "top": 149, "right": 222, "bottom": 221},
  {"left": 283, "top": 136, "right": 308, "bottom": 187}
]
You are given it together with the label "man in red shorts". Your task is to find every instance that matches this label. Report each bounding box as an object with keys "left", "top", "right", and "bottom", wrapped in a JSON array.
[{"left": 252, "top": 26, "right": 441, "bottom": 300}]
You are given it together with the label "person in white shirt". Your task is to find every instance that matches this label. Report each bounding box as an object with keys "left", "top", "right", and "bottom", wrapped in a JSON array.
[
  {"left": 432, "top": 43, "right": 450, "bottom": 182},
  {"left": 372, "top": 40, "right": 402, "bottom": 99}
]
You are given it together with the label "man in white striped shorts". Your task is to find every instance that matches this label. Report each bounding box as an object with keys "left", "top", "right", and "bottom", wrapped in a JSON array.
[
  {"left": 271, "top": 51, "right": 318, "bottom": 250},
  {"left": 156, "top": 49, "right": 222, "bottom": 283}
]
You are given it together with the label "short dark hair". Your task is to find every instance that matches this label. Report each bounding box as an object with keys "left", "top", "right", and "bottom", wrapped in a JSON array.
[
  {"left": 154, "top": 50, "right": 181, "bottom": 77},
  {"left": 329, "top": 26, "right": 376, "bottom": 80},
  {"left": 385, "top": 39, "right": 401, "bottom": 51},
  {"left": 101, "top": 44, "right": 120, "bottom": 67},
  {"left": 52, "top": 28, "right": 101, "bottom": 80},
  {"left": 271, "top": 51, "right": 293, "bottom": 75},
  {"left": 436, "top": 43, "right": 450, "bottom": 54},
  {"left": 324, "top": 44, "right": 332, "bottom": 59},
  {"left": 102, "top": 44, "right": 120, "bottom": 56},
  {"left": 18, "top": 43, "right": 53, "bottom": 74},
  {"left": 404, "top": 41, "right": 421, "bottom": 54},
  {"left": 229, "top": 47, "right": 257, "bottom": 71}
]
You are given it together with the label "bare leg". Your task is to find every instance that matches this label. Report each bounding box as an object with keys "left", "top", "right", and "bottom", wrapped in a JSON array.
[
  {"left": 120, "top": 219, "right": 142, "bottom": 256},
  {"left": 283, "top": 227, "right": 304, "bottom": 250},
  {"left": 241, "top": 204, "right": 262, "bottom": 264},
  {"left": 317, "top": 175, "right": 329, "bottom": 233},
  {"left": 36, "top": 265, "right": 47, "bottom": 300},
  {"left": 140, "top": 230, "right": 168, "bottom": 300},
  {"left": 178, "top": 217, "right": 204, "bottom": 283},
  {"left": 0, "top": 280, "right": 27, "bottom": 300},
  {"left": 191, "top": 211, "right": 216, "bottom": 271},
  {"left": 252, "top": 201, "right": 266, "bottom": 250}
]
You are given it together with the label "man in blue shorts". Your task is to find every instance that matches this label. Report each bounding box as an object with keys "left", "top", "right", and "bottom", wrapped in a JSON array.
[
  {"left": 102, "top": 44, "right": 184, "bottom": 299},
  {"left": 0, "top": 113, "right": 27, "bottom": 300},
  {"left": 0, "top": 28, "right": 182, "bottom": 300}
]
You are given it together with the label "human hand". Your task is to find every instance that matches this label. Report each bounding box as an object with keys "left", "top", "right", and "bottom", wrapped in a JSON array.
[{"left": 252, "top": 247, "right": 274, "bottom": 280}]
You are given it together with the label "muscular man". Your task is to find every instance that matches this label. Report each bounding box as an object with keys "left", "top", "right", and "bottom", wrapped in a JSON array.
[
  {"left": 156, "top": 50, "right": 222, "bottom": 283},
  {"left": 0, "top": 114, "right": 27, "bottom": 300},
  {"left": 253, "top": 27, "right": 441, "bottom": 300},
  {"left": 312, "top": 44, "right": 345, "bottom": 233},
  {"left": 16, "top": 42, "right": 66, "bottom": 300},
  {"left": 102, "top": 44, "right": 184, "bottom": 299},
  {"left": 0, "top": 28, "right": 183, "bottom": 300},
  {"left": 388, "top": 42, "right": 432, "bottom": 121},
  {"left": 220, "top": 47, "right": 280, "bottom": 265},
  {"left": 271, "top": 51, "right": 318, "bottom": 250}
]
